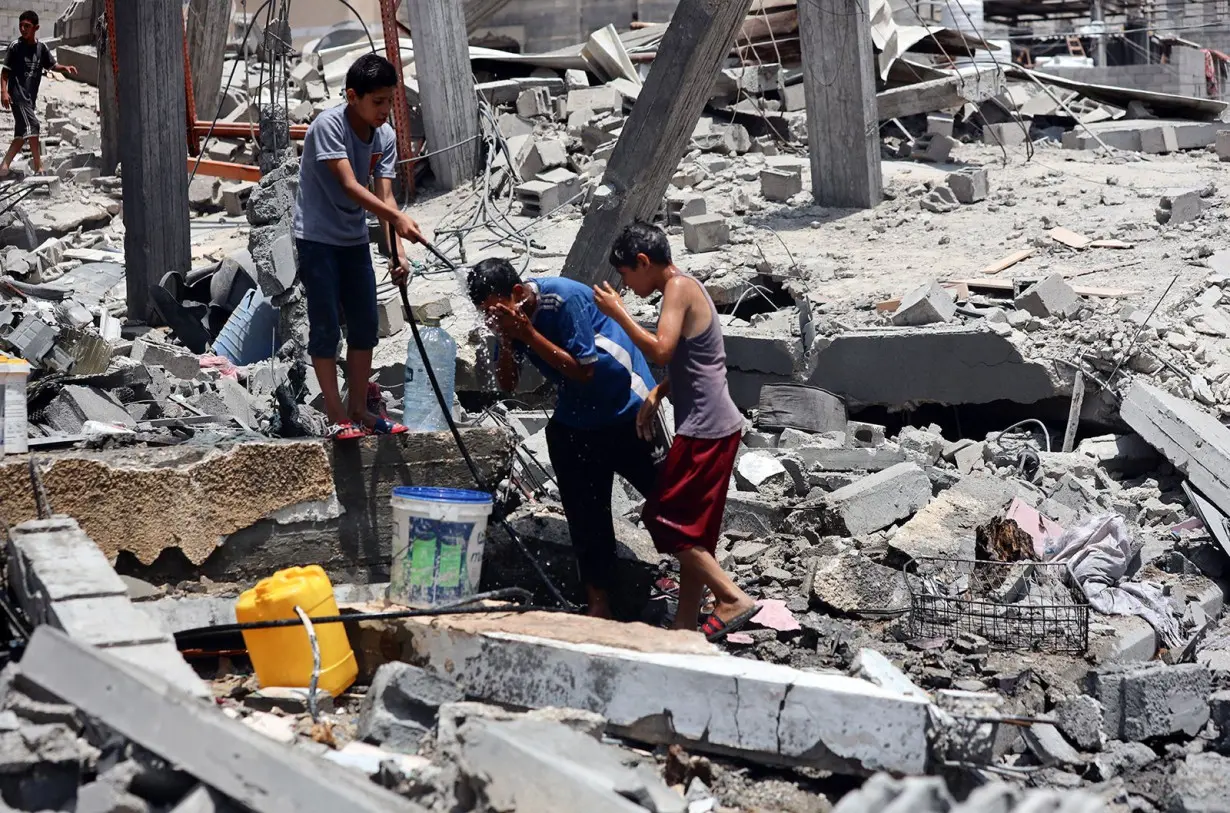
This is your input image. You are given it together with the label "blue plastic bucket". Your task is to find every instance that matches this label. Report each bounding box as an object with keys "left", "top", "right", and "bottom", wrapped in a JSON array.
[{"left": 388, "top": 487, "right": 494, "bottom": 607}]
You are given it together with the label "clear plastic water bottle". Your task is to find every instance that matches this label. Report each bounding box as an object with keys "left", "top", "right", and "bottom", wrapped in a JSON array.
[{"left": 403, "top": 316, "right": 457, "bottom": 432}]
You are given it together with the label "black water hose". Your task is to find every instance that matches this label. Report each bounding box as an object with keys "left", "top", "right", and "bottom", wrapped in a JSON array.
[{"left": 392, "top": 235, "right": 578, "bottom": 612}]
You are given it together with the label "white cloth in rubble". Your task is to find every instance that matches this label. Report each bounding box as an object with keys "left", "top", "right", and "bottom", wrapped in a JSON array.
[{"left": 1045, "top": 513, "right": 1184, "bottom": 649}]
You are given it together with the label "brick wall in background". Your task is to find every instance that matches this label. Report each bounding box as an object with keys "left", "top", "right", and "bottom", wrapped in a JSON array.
[{"left": 0, "top": 0, "right": 68, "bottom": 46}]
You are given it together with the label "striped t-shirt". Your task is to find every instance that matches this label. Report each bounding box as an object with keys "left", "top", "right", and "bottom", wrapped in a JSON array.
[{"left": 513, "top": 277, "right": 657, "bottom": 430}]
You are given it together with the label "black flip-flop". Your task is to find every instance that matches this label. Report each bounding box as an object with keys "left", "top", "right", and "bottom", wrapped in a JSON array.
[{"left": 701, "top": 604, "right": 760, "bottom": 643}]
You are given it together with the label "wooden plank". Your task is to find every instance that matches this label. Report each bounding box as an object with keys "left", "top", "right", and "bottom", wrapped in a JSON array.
[
  {"left": 404, "top": 0, "right": 480, "bottom": 189},
  {"left": 186, "top": 158, "right": 261, "bottom": 182},
  {"left": 18, "top": 627, "right": 428, "bottom": 813},
  {"left": 954, "top": 278, "right": 1140, "bottom": 298},
  {"left": 116, "top": 0, "right": 193, "bottom": 324},
  {"left": 978, "top": 248, "right": 1034, "bottom": 276},
  {"left": 874, "top": 282, "right": 969, "bottom": 312},
  {"left": 1089, "top": 239, "right": 1134, "bottom": 249},
  {"left": 1049, "top": 226, "right": 1091, "bottom": 249},
  {"left": 799, "top": 0, "right": 880, "bottom": 208},
  {"left": 1062, "top": 371, "right": 1085, "bottom": 453},
  {"left": 561, "top": 0, "right": 756, "bottom": 287}
]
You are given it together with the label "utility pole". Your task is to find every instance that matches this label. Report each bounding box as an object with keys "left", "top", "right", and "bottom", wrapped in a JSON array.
[
  {"left": 798, "top": 0, "right": 882, "bottom": 209},
  {"left": 403, "top": 0, "right": 481, "bottom": 189},
  {"left": 561, "top": 0, "right": 756, "bottom": 287},
  {"left": 114, "top": 0, "right": 191, "bottom": 324}
]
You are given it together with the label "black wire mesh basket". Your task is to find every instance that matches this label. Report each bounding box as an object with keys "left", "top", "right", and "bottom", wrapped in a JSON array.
[{"left": 903, "top": 557, "right": 1090, "bottom": 654}]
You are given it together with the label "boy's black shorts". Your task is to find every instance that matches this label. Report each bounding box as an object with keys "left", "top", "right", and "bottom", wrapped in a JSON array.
[
  {"left": 11, "top": 100, "right": 38, "bottom": 139},
  {"left": 295, "top": 238, "right": 379, "bottom": 358}
]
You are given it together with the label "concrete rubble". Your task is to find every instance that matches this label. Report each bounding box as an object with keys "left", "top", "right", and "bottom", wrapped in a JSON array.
[{"left": 7, "top": 1, "right": 1230, "bottom": 811}]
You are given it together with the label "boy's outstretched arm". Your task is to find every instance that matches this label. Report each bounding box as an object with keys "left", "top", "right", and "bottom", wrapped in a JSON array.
[
  {"left": 374, "top": 177, "right": 412, "bottom": 286},
  {"left": 593, "top": 278, "right": 688, "bottom": 366},
  {"left": 325, "top": 158, "right": 423, "bottom": 244}
]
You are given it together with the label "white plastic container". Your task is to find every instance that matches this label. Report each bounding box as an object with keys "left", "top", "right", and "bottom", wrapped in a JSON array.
[
  {"left": 0, "top": 354, "right": 29, "bottom": 454},
  {"left": 388, "top": 487, "right": 494, "bottom": 607}
]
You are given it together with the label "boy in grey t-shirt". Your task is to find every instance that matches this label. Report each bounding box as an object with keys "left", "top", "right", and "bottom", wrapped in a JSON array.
[{"left": 292, "top": 53, "right": 424, "bottom": 440}]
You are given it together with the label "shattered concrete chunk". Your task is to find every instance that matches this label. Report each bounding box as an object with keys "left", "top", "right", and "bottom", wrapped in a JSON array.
[
  {"left": 821, "top": 462, "right": 931, "bottom": 536},
  {"left": 921, "top": 185, "right": 960, "bottom": 213},
  {"left": 945, "top": 168, "right": 988, "bottom": 204},
  {"left": 1090, "top": 662, "right": 1211, "bottom": 741},
  {"left": 734, "top": 453, "right": 791, "bottom": 499},
  {"left": 45, "top": 386, "right": 135, "bottom": 434},
  {"left": 358, "top": 662, "right": 464, "bottom": 754},
  {"left": 1054, "top": 694, "right": 1105, "bottom": 752},
  {"left": 1090, "top": 740, "right": 1156, "bottom": 781},
  {"left": 888, "top": 473, "right": 1019, "bottom": 566},
  {"left": 1156, "top": 187, "right": 1202, "bottom": 225},
  {"left": 682, "top": 214, "right": 729, "bottom": 253},
  {"left": 1014, "top": 274, "right": 1080, "bottom": 319},
  {"left": 1165, "top": 752, "right": 1230, "bottom": 813},
  {"left": 760, "top": 168, "right": 802, "bottom": 202},
  {"left": 891, "top": 282, "right": 956, "bottom": 327},
  {"left": 810, "top": 551, "right": 908, "bottom": 617}
]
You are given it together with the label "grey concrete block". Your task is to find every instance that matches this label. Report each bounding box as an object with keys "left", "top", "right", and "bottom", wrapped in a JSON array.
[
  {"left": 1022, "top": 722, "right": 1084, "bottom": 767},
  {"left": 921, "top": 185, "right": 959, "bottom": 213},
  {"left": 49, "top": 596, "right": 171, "bottom": 649},
  {"left": 1054, "top": 694, "right": 1105, "bottom": 752},
  {"left": 821, "top": 462, "right": 932, "bottom": 536},
  {"left": 1014, "top": 274, "right": 1080, "bottom": 319},
  {"left": 1091, "top": 662, "right": 1210, "bottom": 741},
  {"left": 794, "top": 445, "right": 908, "bottom": 472},
  {"left": 682, "top": 214, "right": 730, "bottom": 253},
  {"left": 810, "top": 551, "right": 908, "bottom": 617},
  {"left": 358, "top": 662, "right": 464, "bottom": 753},
  {"left": 760, "top": 168, "right": 802, "bottom": 202},
  {"left": 723, "top": 326, "right": 803, "bottom": 375},
  {"left": 892, "top": 282, "right": 956, "bottom": 326},
  {"left": 721, "top": 493, "right": 787, "bottom": 536},
  {"left": 130, "top": 339, "right": 200, "bottom": 380},
  {"left": 45, "top": 386, "right": 135, "bottom": 434},
  {"left": 1139, "top": 125, "right": 1178, "bottom": 155},
  {"left": 927, "top": 114, "right": 954, "bottom": 137},
  {"left": 518, "top": 137, "right": 568, "bottom": 180},
  {"left": 1218, "top": 130, "right": 1230, "bottom": 162},
  {"left": 516, "top": 87, "right": 552, "bottom": 118},
  {"left": 1156, "top": 188, "right": 1202, "bottom": 225},
  {"left": 847, "top": 422, "right": 886, "bottom": 448},
  {"left": 1166, "top": 752, "right": 1230, "bottom": 813},
  {"left": 983, "top": 123, "right": 1027, "bottom": 146},
  {"left": 945, "top": 169, "right": 988, "bottom": 204}
]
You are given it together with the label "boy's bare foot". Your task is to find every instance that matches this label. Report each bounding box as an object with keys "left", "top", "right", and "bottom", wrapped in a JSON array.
[
  {"left": 585, "top": 587, "right": 614, "bottom": 619},
  {"left": 0, "top": 166, "right": 10, "bottom": 179}
]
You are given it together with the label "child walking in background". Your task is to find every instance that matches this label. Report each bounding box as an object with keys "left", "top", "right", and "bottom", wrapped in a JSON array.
[
  {"left": 594, "top": 221, "right": 758, "bottom": 641},
  {"left": 1, "top": 10, "right": 77, "bottom": 178}
]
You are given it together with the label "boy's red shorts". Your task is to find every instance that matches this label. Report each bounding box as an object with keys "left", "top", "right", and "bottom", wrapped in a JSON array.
[{"left": 642, "top": 430, "right": 742, "bottom": 556}]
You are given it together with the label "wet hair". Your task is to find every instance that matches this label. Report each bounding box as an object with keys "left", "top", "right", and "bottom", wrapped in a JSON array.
[
  {"left": 18, "top": 11, "right": 38, "bottom": 27},
  {"left": 609, "top": 220, "right": 671, "bottom": 269},
  {"left": 345, "top": 53, "right": 398, "bottom": 97},
  {"left": 467, "top": 257, "right": 521, "bottom": 306}
]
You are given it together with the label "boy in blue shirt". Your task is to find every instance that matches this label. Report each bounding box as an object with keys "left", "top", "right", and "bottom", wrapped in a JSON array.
[
  {"left": 468, "top": 258, "right": 659, "bottom": 619},
  {"left": 293, "top": 53, "right": 423, "bottom": 440}
]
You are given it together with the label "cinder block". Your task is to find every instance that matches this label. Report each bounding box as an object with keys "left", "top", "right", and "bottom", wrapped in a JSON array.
[
  {"left": 1091, "top": 662, "right": 1211, "bottom": 741},
  {"left": 982, "top": 122, "right": 1027, "bottom": 146},
  {"left": 1217, "top": 130, "right": 1230, "bottom": 162},
  {"left": 221, "top": 181, "right": 257, "bottom": 217},
  {"left": 1014, "top": 274, "right": 1080, "bottom": 319},
  {"left": 516, "top": 87, "right": 553, "bottom": 118},
  {"left": 566, "top": 85, "right": 619, "bottom": 114},
  {"left": 927, "top": 114, "right": 954, "bottom": 137},
  {"left": 1156, "top": 187, "right": 1202, "bottom": 224},
  {"left": 515, "top": 168, "right": 583, "bottom": 216},
  {"left": 781, "top": 82, "right": 806, "bottom": 112},
  {"left": 892, "top": 281, "right": 956, "bottom": 326},
  {"left": 377, "top": 296, "right": 404, "bottom": 338},
  {"left": 821, "top": 462, "right": 932, "bottom": 536},
  {"left": 130, "top": 338, "right": 201, "bottom": 380},
  {"left": 914, "top": 133, "right": 955, "bottom": 163},
  {"left": 760, "top": 168, "right": 802, "bottom": 202},
  {"left": 682, "top": 214, "right": 730, "bottom": 253},
  {"left": 945, "top": 169, "right": 988, "bottom": 204},
  {"left": 518, "top": 138, "right": 568, "bottom": 180},
  {"left": 666, "top": 193, "right": 706, "bottom": 226}
]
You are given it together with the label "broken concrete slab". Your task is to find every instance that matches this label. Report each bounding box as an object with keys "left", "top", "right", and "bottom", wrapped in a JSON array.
[
  {"left": 1090, "top": 661, "right": 1211, "bottom": 741},
  {"left": 807, "top": 324, "right": 1068, "bottom": 410},
  {"left": 456, "top": 718, "right": 685, "bottom": 813},
  {"left": 1156, "top": 188, "right": 1203, "bottom": 225},
  {"left": 682, "top": 214, "right": 729, "bottom": 253},
  {"left": 821, "top": 462, "right": 932, "bottom": 536},
  {"left": 1014, "top": 274, "right": 1081, "bottom": 319},
  {"left": 1121, "top": 382, "right": 1230, "bottom": 556},
  {"left": 348, "top": 611, "right": 932, "bottom": 775},
  {"left": 945, "top": 169, "right": 988, "bottom": 204},
  {"left": 793, "top": 446, "right": 908, "bottom": 472},
  {"left": 734, "top": 452, "right": 791, "bottom": 499},
  {"left": 811, "top": 553, "right": 909, "bottom": 616},
  {"left": 1053, "top": 694, "right": 1105, "bottom": 752},
  {"left": 887, "top": 473, "right": 1020, "bottom": 566},
  {"left": 44, "top": 385, "right": 136, "bottom": 434},
  {"left": 358, "top": 662, "right": 464, "bottom": 754},
  {"left": 1165, "top": 752, "right": 1230, "bottom": 813}
]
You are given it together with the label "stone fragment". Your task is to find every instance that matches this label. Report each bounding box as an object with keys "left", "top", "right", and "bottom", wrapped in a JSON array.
[
  {"left": 982, "top": 122, "right": 1027, "bottom": 146},
  {"left": 1014, "top": 273, "right": 1080, "bottom": 319},
  {"left": 891, "top": 282, "right": 955, "bottom": 327},
  {"left": 1156, "top": 188, "right": 1203, "bottom": 225},
  {"left": 760, "top": 168, "right": 802, "bottom": 202},
  {"left": 515, "top": 87, "right": 552, "bottom": 118},
  {"left": 945, "top": 168, "right": 988, "bottom": 204},
  {"left": 44, "top": 386, "right": 135, "bottom": 434},
  {"left": 896, "top": 426, "right": 945, "bottom": 465},
  {"left": 357, "top": 662, "right": 464, "bottom": 753},
  {"left": 1090, "top": 662, "right": 1210, "bottom": 741},
  {"left": 730, "top": 541, "right": 768, "bottom": 564},
  {"left": 1166, "top": 752, "right": 1230, "bottom": 813},
  {"left": 1054, "top": 694, "right": 1105, "bottom": 752},
  {"left": 847, "top": 422, "right": 886, "bottom": 448},
  {"left": 188, "top": 177, "right": 222, "bottom": 213},
  {"left": 1022, "top": 722, "right": 1084, "bottom": 767},
  {"left": 682, "top": 214, "right": 729, "bottom": 253},
  {"left": 921, "top": 185, "right": 959, "bottom": 213},
  {"left": 810, "top": 551, "right": 908, "bottom": 616},
  {"left": 1090, "top": 740, "right": 1156, "bottom": 781},
  {"left": 734, "top": 452, "right": 791, "bottom": 499},
  {"left": 822, "top": 463, "right": 931, "bottom": 536}
]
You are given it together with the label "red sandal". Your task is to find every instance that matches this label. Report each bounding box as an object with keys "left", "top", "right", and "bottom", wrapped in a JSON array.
[
  {"left": 327, "top": 421, "right": 369, "bottom": 441},
  {"left": 701, "top": 604, "right": 760, "bottom": 643}
]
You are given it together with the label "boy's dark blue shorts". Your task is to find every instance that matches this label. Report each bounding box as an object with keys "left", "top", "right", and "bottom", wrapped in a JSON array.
[
  {"left": 295, "top": 238, "right": 379, "bottom": 358},
  {"left": 11, "top": 100, "right": 39, "bottom": 139}
]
